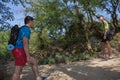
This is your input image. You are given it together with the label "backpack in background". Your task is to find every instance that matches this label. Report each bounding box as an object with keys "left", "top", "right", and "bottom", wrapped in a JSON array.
[
  {"left": 7, "top": 25, "right": 20, "bottom": 50},
  {"left": 109, "top": 24, "right": 115, "bottom": 36}
]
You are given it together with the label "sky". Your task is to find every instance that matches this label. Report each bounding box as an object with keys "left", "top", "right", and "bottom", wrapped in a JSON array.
[
  {"left": 7, "top": 3, "right": 25, "bottom": 26},
  {"left": 7, "top": 2, "right": 120, "bottom": 26}
]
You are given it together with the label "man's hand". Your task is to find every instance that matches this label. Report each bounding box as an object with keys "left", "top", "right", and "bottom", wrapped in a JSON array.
[
  {"left": 27, "top": 55, "right": 32, "bottom": 63},
  {"left": 104, "top": 35, "right": 106, "bottom": 39}
]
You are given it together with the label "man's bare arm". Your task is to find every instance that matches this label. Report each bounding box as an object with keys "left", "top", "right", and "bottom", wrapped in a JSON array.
[
  {"left": 103, "top": 20, "right": 107, "bottom": 38},
  {"left": 23, "top": 37, "right": 30, "bottom": 57}
]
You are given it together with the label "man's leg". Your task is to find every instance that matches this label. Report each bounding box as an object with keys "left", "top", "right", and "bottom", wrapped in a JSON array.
[
  {"left": 12, "top": 66, "right": 23, "bottom": 80},
  {"left": 106, "top": 41, "right": 112, "bottom": 58},
  {"left": 29, "top": 57, "right": 41, "bottom": 80},
  {"left": 101, "top": 42, "right": 106, "bottom": 57}
]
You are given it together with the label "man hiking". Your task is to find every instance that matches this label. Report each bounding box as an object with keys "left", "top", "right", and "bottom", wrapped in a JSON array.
[
  {"left": 97, "top": 15, "right": 112, "bottom": 59},
  {"left": 12, "top": 16, "right": 41, "bottom": 80}
]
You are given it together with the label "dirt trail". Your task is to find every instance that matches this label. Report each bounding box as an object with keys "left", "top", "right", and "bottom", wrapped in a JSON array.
[{"left": 5, "top": 49, "right": 120, "bottom": 80}]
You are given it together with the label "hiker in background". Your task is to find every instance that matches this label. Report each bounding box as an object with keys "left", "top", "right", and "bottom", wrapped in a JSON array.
[
  {"left": 97, "top": 15, "right": 112, "bottom": 59},
  {"left": 12, "top": 16, "right": 41, "bottom": 80}
]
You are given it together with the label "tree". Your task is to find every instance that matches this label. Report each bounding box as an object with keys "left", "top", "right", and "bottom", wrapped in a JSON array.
[
  {"left": 23, "top": 0, "right": 99, "bottom": 53},
  {"left": 73, "top": 0, "right": 93, "bottom": 53},
  {"left": 99, "top": 0, "right": 120, "bottom": 28},
  {"left": 0, "top": 1, "right": 14, "bottom": 30},
  {"left": 23, "top": 0, "right": 76, "bottom": 46},
  {"left": 21, "top": 0, "right": 120, "bottom": 54},
  {"left": 0, "top": 0, "right": 26, "bottom": 30}
]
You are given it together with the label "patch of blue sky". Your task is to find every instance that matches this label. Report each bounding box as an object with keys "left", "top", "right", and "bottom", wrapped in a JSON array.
[{"left": 6, "top": 3, "right": 25, "bottom": 26}]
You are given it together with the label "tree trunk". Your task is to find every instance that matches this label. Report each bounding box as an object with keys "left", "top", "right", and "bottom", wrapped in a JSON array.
[
  {"left": 73, "top": 0, "right": 93, "bottom": 53},
  {"left": 111, "top": 0, "right": 119, "bottom": 28},
  {"left": 84, "top": 24, "right": 93, "bottom": 53},
  {"left": 88, "top": 8, "right": 94, "bottom": 23},
  {"left": 111, "top": 11, "right": 118, "bottom": 28}
]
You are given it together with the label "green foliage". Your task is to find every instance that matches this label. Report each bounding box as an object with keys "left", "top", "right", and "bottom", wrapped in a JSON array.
[
  {"left": 48, "top": 55, "right": 56, "bottom": 64},
  {"left": 38, "top": 51, "right": 94, "bottom": 65},
  {"left": 0, "top": 31, "right": 11, "bottom": 60},
  {"left": 0, "top": 0, "right": 20, "bottom": 30},
  {"left": 91, "top": 42, "right": 101, "bottom": 52},
  {"left": 89, "top": 22, "right": 102, "bottom": 38},
  {"left": 0, "top": 0, "right": 28, "bottom": 30}
]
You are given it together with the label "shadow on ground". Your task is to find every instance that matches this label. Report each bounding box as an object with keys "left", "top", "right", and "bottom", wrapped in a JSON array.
[
  {"left": 21, "top": 59, "right": 120, "bottom": 80},
  {"left": 55, "top": 64, "right": 120, "bottom": 80}
]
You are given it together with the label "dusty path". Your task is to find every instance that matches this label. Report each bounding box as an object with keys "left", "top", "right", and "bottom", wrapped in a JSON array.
[{"left": 6, "top": 53, "right": 120, "bottom": 80}]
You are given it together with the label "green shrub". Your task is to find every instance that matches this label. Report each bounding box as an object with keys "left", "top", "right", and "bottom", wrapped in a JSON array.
[
  {"left": 38, "top": 51, "right": 95, "bottom": 65},
  {"left": 48, "top": 56, "right": 56, "bottom": 65}
]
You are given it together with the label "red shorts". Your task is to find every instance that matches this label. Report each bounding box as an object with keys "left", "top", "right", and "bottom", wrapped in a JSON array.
[{"left": 12, "top": 48, "right": 27, "bottom": 66}]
